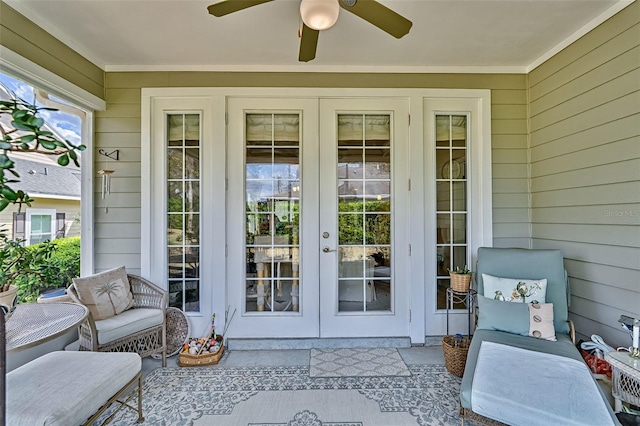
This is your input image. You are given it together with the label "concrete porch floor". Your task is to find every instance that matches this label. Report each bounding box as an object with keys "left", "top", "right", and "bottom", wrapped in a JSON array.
[{"left": 141, "top": 344, "right": 446, "bottom": 377}]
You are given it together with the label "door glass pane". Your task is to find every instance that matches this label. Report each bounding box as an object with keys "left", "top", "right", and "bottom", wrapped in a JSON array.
[
  {"left": 167, "top": 113, "right": 201, "bottom": 312},
  {"left": 245, "top": 113, "right": 301, "bottom": 313},
  {"left": 435, "top": 115, "right": 469, "bottom": 310},
  {"left": 337, "top": 114, "right": 392, "bottom": 312}
]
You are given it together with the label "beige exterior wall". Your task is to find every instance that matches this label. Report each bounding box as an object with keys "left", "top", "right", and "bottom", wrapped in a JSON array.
[
  {"left": 0, "top": 198, "right": 80, "bottom": 241},
  {"left": 97, "top": 73, "right": 528, "bottom": 274},
  {"left": 528, "top": 2, "right": 640, "bottom": 347},
  {"left": 0, "top": 2, "right": 104, "bottom": 100}
]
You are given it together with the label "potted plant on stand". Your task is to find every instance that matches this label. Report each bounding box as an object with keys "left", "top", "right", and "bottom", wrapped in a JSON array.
[{"left": 448, "top": 265, "right": 473, "bottom": 293}]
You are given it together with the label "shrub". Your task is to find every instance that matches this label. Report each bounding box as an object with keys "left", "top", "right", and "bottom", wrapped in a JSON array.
[{"left": 14, "top": 236, "right": 80, "bottom": 303}]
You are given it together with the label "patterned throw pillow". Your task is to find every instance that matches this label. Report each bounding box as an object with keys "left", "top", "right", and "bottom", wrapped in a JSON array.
[
  {"left": 476, "top": 296, "right": 557, "bottom": 341},
  {"left": 528, "top": 302, "right": 556, "bottom": 341},
  {"left": 72, "top": 266, "right": 134, "bottom": 320},
  {"left": 482, "top": 273, "right": 547, "bottom": 303}
]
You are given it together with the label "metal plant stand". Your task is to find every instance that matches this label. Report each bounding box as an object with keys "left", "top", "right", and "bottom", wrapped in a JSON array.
[{"left": 446, "top": 288, "right": 477, "bottom": 338}]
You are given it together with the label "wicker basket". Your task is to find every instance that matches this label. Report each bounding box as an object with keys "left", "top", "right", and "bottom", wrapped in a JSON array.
[
  {"left": 449, "top": 272, "right": 472, "bottom": 292},
  {"left": 178, "top": 335, "right": 224, "bottom": 367},
  {"left": 442, "top": 335, "right": 470, "bottom": 377}
]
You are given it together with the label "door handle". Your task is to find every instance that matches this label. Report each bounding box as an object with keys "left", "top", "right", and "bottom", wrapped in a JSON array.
[{"left": 322, "top": 246, "right": 336, "bottom": 253}]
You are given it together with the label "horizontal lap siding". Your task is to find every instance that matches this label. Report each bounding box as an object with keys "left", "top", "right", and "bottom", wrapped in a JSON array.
[
  {"left": 99, "top": 73, "right": 528, "bottom": 273},
  {"left": 95, "top": 86, "right": 142, "bottom": 274},
  {"left": 528, "top": 2, "right": 640, "bottom": 348},
  {"left": 491, "top": 88, "right": 529, "bottom": 248},
  {"left": 0, "top": 3, "right": 104, "bottom": 100}
]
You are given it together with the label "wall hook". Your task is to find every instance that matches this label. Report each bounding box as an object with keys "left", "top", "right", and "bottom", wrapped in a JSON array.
[{"left": 98, "top": 149, "right": 120, "bottom": 161}]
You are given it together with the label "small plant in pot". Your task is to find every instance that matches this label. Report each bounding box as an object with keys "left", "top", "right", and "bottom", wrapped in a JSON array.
[{"left": 448, "top": 265, "right": 473, "bottom": 292}]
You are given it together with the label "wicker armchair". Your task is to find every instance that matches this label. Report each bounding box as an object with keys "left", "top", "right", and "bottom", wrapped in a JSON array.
[{"left": 68, "top": 274, "right": 168, "bottom": 367}]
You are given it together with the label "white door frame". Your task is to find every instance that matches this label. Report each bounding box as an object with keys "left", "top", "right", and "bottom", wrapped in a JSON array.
[
  {"left": 318, "top": 98, "right": 411, "bottom": 338},
  {"left": 423, "top": 96, "right": 493, "bottom": 337},
  {"left": 141, "top": 87, "right": 492, "bottom": 343},
  {"left": 227, "top": 97, "right": 320, "bottom": 338},
  {"left": 142, "top": 95, "right": 226, "bottom": 335}
]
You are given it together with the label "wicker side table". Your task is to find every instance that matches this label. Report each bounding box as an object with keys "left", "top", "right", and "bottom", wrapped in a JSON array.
[{"left": 605, "top": 350, "right": 640, "bottom": 411}]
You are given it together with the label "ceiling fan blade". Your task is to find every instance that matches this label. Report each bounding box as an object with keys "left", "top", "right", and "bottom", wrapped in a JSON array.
[
  {"left": 340, "top": 0, "right": 412, "bottom": 39},
  {"left": 207, "top": 0, "right": 273, "bottom": 17},
  {"left": 299, "top": 24, "right": 319, "bottom": 62}
]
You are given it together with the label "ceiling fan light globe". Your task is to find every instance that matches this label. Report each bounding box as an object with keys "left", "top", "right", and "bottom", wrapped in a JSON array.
[{"left": 300, "top": 0, "right": 340, "bottom": 31}]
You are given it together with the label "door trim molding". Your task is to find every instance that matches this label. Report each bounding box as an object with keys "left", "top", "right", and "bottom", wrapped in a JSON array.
[{"left": 141, "top": 87, "right": 492, "bottom": 343}]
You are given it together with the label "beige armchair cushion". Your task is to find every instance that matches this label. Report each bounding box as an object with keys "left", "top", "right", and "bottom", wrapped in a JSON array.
[
  {"left": 72, "top": 266, "right": 134, "bottom": 320},
  {"left": 95, "top": 308, "right": 164, "bottom": 344}
]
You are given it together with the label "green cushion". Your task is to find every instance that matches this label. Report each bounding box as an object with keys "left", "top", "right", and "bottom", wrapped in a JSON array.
[
  {"left": 460, "top": 330, "right": 581, "bottom": 410},
  {"left": 477, "top": 296, "right": 529, "bottom": 335},
  {"left": 476, "top": 247, "right": 569, "bottom": 334},
  {"left": 476, "top": 296, "right": 556, "bottom": 341}
]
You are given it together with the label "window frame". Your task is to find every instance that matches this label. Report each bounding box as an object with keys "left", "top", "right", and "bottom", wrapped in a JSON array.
[
  {"left": 0, "top": 47, "right": 102, "bottom": 275},
  {"left": 25, "top": 208, "right": 56, "bottom": 246}
]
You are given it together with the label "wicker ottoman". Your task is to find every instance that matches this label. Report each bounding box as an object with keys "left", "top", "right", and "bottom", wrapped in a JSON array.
[{"left": 6, "top": 351, "right": 143, "bottom": 425}]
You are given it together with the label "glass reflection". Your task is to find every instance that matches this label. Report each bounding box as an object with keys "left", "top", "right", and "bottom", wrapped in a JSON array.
[
  {"left": 452, "top": 182, "right": 467, "bottom": 211},
  {"left": 337, "top": 113, "right": 393, "bottom": 313},
  {"left": 184, "top": 182, "right": 199, "bottom": 212},
  {"left": 338, "top": 214, "right": 364, "bottom": 245},
  {"left": 365, "top": 214, "right": 390, "bottom": 245},
  {"left": 167, "top": 148, "right": 183, "bottom": 179},
  {"left": 167, "top": 182, "right": 182, "bottom": 212},
  {"left": 364, "top": 115, "right": 390, "bottom": 146},
  {"left": 364, "top": 181, "right": 390, "bottom": 199},
  {"left": 245, "top": 113, "right": 301, "bottom": 314},
  {"left": 338, "top": 114, "right": 363, "bottom": 146},
  {"left": 166, "top": 113, "right": 201, "bottom": 313},
  {"left": 246, "top": 148, "right": 274, "bottom": 178},
  {"left": 338, "top": 151, "right": 364, "bottom": 173},
  {"left": 434, "top": 114, "right": 469, "bottom": 311},
  {"left": 185, "top": 148, "right": 200, "bottom": 179}
]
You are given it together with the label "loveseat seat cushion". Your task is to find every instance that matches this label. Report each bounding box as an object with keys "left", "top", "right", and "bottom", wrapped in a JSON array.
[
  {"left": 460, "top": 329, "right": 579, "bottom": 410},
  {"left": 6, "top": 351, "right": 140, "bottom": 426},
  {"left": 96, "top": 307, "right": 164, "bottom": 344}
]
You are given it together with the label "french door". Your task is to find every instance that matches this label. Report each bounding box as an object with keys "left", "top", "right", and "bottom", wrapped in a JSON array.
[
  {"left": 318, "top": 98, "right": 410, "bottom": 337},
  {"left": 227, "top": 97, "right": 410, "bottom": 338},
  {"left": 144, "top": 88, "right": 493, "bottom": 342}
]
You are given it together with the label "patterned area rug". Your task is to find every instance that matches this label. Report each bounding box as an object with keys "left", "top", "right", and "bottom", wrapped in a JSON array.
[
  {"left": 98, "top": 364, "right": 465, "bottom": 426},
  {"left": 310, "top": 348, "right": 411, "bottom": 377}
]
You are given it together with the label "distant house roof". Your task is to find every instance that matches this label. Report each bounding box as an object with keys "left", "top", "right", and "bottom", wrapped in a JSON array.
[
  {"left": 11, "top": 156, "right": 80, "bottom": 200},
  {"left": 1, "top": 81, "right": 81, "bottom": 200}
]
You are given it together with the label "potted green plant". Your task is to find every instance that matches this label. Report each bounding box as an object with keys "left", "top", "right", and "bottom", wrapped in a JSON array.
[
  {"left": 0, "top": 95, "right": 85, "bottom": 310},
  {"left": 0, "top": 231, "right": 56, "bottom": 309},
  {"left": 448, "top": 265, "right": 473, "bottom": 292}
]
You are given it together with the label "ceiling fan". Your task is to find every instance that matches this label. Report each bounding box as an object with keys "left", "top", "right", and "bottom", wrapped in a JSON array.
[{"left": 207, "top": 0, "right": 412, "bottom": 62}]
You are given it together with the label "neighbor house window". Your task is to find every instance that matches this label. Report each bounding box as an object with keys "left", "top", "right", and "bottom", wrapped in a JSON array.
[{"left": 13, "top": 208, "right": 65, "bottom": 246}]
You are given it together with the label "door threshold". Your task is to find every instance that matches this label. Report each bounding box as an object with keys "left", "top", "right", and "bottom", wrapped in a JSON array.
[{"left": 227, "top": 337, "right": 411, "bottom": 351}]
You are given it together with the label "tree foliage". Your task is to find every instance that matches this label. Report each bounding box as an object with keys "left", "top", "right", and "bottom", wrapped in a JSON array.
[{"left": 0, "top": 98, "right": 86, "bottom": 211}]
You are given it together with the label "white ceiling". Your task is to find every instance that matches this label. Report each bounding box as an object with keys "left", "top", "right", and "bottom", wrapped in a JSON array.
[{"left": 5, "top": 0, "right": 633, "bottom": 72}]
